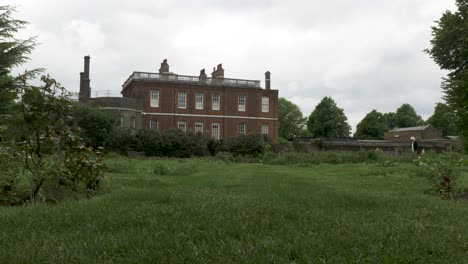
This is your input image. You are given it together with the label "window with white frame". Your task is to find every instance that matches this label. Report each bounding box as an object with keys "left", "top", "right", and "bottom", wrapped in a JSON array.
[
  {"left": 132, "top": 117, "right": 136, "bottom": 129},
  {"left": 238, "top": 123, "right": 246, "bottom": 135},
  {"left": 212, "top": 123, "right": 220, "bottom": 140},
  {"left": 178, "top": 91, "right": 186, "bottom": 109},
  {"left": 261, "top": 124, "right": 269, "bottom": 136},
  {"left": 150, "top": 120, "right": 158, "bottom": 129},
  {"left": 195, "top": 122, "right": 203, "bottom": 133},
  {"left": 195, "top": 93, "right": 204, "bottom": 109},
  {"left": 262, "top": 96, "right": 269, "bottom": 113},
  {"left": 178, "top": 121, "right": 186, "bottom": 132},
  {"left": 238, "top": 95, "right": 246, "bottom": 112},
  {"left": 120, "top": 116, "right": 124, "bottom": 128},
  {"left": 212, "top": 94, "right": 220, "bottom": 110},
  {"left": 150, "top": 90, "right": 159, "bottom": 107}
]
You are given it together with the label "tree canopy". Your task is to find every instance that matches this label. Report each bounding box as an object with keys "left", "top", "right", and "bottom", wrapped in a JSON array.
[
  {"left": 278, "top": 98, "right": 306, "bottom": 139},
  {"left": 393, "top": 104, "right": 424, "bottom": 128},
  {"left": 427, "top": 0, "right": 468, "bottom": 148},
  {"left": 0, "top": 5, "right": 36, "bottom": 113},
  {"left": 426, "top": 102, "right": 457, "bottom": 137},
  {"left": 354, "top": 110, "right": 388, "bottom": 140},
  {"left": 307, "top": 97, "right": 351, "bottom": 138}
]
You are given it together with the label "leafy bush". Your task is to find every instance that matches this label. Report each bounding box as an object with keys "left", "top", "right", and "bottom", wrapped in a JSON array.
[
  {"left": 226, "top": 134, "right": 266, "bottom": 157},
  {"left": 105, "top": 127, "right": 137, "bottom": 155},
  {"left": 414, "top": 152, "right": 464, "bottom": 198}
]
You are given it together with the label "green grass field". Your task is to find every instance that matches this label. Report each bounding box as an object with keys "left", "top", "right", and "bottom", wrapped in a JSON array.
[{"left": 1, "top": 158, "right": 468, "bottom": 263}]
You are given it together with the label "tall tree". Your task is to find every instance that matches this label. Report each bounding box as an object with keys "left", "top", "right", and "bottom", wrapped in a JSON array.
[
  {"left": 394, "top": 104, "right": 424, "bottom": 128},
  {"left": 383, "top": 112, "right": 397, "bottom": 130},
  {"left": 0, "top": 5, "right": 36, "bottom": 113},
  {"left": 426, "top": 102, "right": 458, "bottom": 136},
  {"left": 354, "top": 110, "right": 388, "bottom": 140},
  {"left": 426, "top": 0, "right": 468, "bottom": 149},
  {"left": 307, "top": 97, "right": 351, "bottom": 138},
  {"left": 278, "top": 98, "right": 306, "bottom": 139}
]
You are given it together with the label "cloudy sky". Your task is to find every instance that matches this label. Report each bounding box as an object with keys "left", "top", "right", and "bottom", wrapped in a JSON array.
[{"left": 10, "top": 0, "right": 455, "bottom": 131}]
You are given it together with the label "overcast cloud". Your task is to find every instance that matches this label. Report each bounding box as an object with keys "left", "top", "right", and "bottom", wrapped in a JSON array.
[{"left": 10, "top": 0, "right": 456, "bottom": 131}]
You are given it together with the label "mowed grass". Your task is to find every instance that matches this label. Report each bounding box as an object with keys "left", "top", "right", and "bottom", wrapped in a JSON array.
[{"left": 1, "top": 158, "right": 468, "bottom": 263}]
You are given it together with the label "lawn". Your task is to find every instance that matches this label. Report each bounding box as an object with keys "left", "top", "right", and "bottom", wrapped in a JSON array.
[{"left": 1, "top": 158, "right": 467, "bottom": 263}]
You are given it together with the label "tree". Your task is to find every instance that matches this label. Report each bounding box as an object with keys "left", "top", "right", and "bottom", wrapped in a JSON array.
[
  {"left": 307, "top": 97, "right": 351, "bottom": 138},
  {"left": 72, "top": 105, "right": 118, "bottom": 149},
  {"left": 426, "top": 0, "right": 468, "bottom": 149},
  {"left": 426, "top": 102, "right": 458, "bottom": 136},
  {"left": 383, "top": 112, "right": 397, "bottom": 130},
  {"left": 0, "top": 5, "right": 36, "bottom": 114},
  {"left": 354, "top": 110, "right": 388, "bottom": 139},
  {"left": 278, "top": 98, "right": 306, "bottom": 139},
  {"left": 393, "top": 104, "right": 424, "bottom": 128}
]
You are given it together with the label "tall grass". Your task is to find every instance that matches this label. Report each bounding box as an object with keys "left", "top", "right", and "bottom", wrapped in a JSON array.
[{"left": 0, "top": 158, "right": 467, "bottom": 263}]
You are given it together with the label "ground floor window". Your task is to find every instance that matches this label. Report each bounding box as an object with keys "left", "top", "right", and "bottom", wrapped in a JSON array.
[
  {"left": 261, "top": 124, "right": 269, "bottom": 136},
  {"left": 212, "top": 123, "right": 220, "bottom": 140},
  {"left": 195, "top": 122, "right": 203, "bottom": 133},
  {"left": 178, "top": 121, "right": 186, "bottom": 132},
  {"left": 150, "top": 120, "right": 158, "bottom": 129},
  {"left": 238, "top": 123, "right": 246, "bottom": 135}
]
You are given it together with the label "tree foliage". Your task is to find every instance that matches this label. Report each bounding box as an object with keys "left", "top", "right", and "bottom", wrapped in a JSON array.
[
  {"left": 354, "top": 110, "right": 388, "bottom": 140},
  {"left": 278, "top": 98, "right": 306, "bottom": 139},
  {"left": 393, "top": 104, "right": 424, "bottom": 128},
  {"left": 426, "top": 102, "right": 458, "bottom": 136},
  {"left": 306, "top": 97, "right": 351, "bottom": 138},
  {"left": 427, "top": 0, "right": 468, "bottom": 149},
  {"left": 0, "top": 5, "right": 36, "bottom": 113}
]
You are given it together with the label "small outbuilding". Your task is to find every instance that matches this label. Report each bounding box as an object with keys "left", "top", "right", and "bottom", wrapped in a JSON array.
[{"left": 384, "top": 125, "right": 442, "bottom": 142}]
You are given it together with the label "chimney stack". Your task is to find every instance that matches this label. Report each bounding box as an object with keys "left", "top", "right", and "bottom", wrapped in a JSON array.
[
  {"left": 211, "top": 63, "right": 224, "bottom": 79},
  {"left": 79, "top": 55, "right": 91, "bottom": 102},
  {"left": 199, "top": 69, "right": 207, "bottom": 82},
  {"left": 265, "top": 71, "right": 271, "bottom": 90},
  {"left": 159, "top": 59, "right": 170, "bottom": 74}
]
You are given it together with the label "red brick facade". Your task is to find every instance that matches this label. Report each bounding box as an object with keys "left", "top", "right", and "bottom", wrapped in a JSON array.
[{"left": 80, "top": 57, "right": 279, "bottom": 140}]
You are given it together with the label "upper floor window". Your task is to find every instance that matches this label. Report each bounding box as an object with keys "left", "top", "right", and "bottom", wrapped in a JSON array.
[
  {"left": 212, "top": 123, "right": 220, "bottom": 140},
  {"left": 178, "top": 121, "right": 186, "bottom": 132},
  {"left": 262, "top": 96, "right": 269, "bottom": 113},
  {"left": 238, "top": 95, "right": 246, "bottom": 112},
  {"left": 150, "top": 90, "right": 159, "bottom": 108},
  {"left": 212, "top": 94, "right": 220, "bottom": 110},
  {"left": 238, "top": 123, "right": 246, "bottom": 135},
  {"left": 178, "top": 91, "right": 186, "bottom": 109},
  {"left": 195, "top": 122, "right": 203, "bottom": 134},
  {"left": 150, "top": 120, "right": 158, "bottom": 129},
  {"left": 261, "top": 124, "right": 269, "bottom": 136},
  {"left": 195, "top": 93, "right": 204, "bottom": 110}
]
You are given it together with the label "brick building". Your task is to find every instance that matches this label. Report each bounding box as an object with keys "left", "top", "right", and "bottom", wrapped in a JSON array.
[
  {"left": 79, "top": 56, "right": 279, "bottom": 140},
  {"left": 384, "top": 125, "right": 442, "bottom": 142}
]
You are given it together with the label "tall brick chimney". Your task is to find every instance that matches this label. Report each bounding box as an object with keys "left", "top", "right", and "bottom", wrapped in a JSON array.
[
  {"left": 211, "top": 64, "right": 224, "bottom": 79},
  {"left": 199, "top": 69, "right": 207, "bottom": 82},
  {"left": 265, "top": 71, "right": 271, "bottom": 90},
  {"left": 79, "top": 55, "right": 91, "bottom": 102},
  {"left": 159, "top": 59, "right": 170, "bottom": 74}
]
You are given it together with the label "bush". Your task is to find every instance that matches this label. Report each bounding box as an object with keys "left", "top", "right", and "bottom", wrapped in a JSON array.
[
  {"left": 226, "top": 134, "right": 266, "bottom": 157},
  {"left": 414, "top": 152, "right": 464, "bottom": 198},
  {"left": 105, "top": 127, "right": 137, "bottom": 155}
]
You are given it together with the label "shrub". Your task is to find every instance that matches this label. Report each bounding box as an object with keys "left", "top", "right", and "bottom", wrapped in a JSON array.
[
  {"left": 105, "top": 127, "right": 136, "bottom": 155},
  {"left": 415, "top": 152, "right": 464, "bottom": 198},
  {"left": 226, "top": 134, "right": 266, "bottom": 157}
]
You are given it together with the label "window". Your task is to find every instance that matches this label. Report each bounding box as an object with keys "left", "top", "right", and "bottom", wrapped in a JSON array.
[
  {"left": 195, "top": 93, "right": 204, "bottom": 109},
  {"left": 195, "top": 122, "right": 203, "bottom": 134},
  {"left": 150, "top": 120, "right": 158, "bottom": 129},
  {"left": 150, "top": 90, "right": 159, "bottom": 107},
  {"left": 120, "top": 116, "right": 124, "bottom": 128},
  {"left": 212, "top": 94, "right": 220, "bottom": 110},
  {"left": 262, "top": 96, "right": 269, "bottom": 113},
  {"left": 238, "top": 123, "right": 246, "bottom": 135},
  {"left": 238, "top": 95, "right": 246, "bottom": 112},
  {"left": 178, "top": 91, "right": 186, "bottom": 109},
  {"left": 132, "top": 117, "right": 136, "bottom": 129},
  {"left": 212, "top": 123, "right": 220, "bottom": 140},
  {"left": 178, "top": 121, "right": 186, "bottom": 132},
  {"left": 261, "top": 124, "right": 269, "bottom": 136}
]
